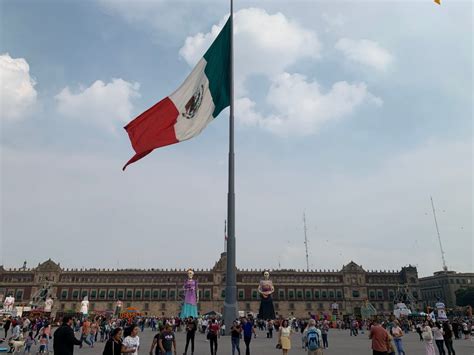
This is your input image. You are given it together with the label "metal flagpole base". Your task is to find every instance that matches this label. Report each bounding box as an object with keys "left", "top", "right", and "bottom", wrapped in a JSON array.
[{"left": 223, "top": 292, "right": 238, "bottom": 335}]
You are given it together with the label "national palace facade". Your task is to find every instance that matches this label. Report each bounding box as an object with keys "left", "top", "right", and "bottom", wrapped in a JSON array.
[{"left": 0, "top": 253, "right": 423, "bottom": 318}]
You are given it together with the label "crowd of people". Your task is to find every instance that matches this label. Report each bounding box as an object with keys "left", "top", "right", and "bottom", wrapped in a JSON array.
[{"left": 1, "top": 313, "right": 473, "bottom": 355}]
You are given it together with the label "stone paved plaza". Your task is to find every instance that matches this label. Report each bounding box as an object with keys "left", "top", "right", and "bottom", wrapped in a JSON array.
[{"left": 68, "top": 328, "right": 473, "bottom": 355}]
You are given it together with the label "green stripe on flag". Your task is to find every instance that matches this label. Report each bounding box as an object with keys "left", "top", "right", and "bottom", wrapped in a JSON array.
[{"left": 204, "top": 18, "right": 231, "bottom": 118}]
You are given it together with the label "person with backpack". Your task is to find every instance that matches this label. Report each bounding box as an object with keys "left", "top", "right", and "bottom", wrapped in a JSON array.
[{"left": 303, "top": 319, "right": 322, "bottom": 355}]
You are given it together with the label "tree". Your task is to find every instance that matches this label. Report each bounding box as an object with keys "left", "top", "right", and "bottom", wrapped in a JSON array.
[{"left": 455, "top": 287, "right": 474, "bottom": 307}]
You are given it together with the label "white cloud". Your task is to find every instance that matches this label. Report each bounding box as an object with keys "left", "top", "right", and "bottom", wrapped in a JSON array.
[
  {"left": 335, "top": 38, "right": 393, "bottom": 71},
  {"left": 55, "top": 79, "right": 140, "bottom": 132},
  {"left": 237, "top": 72, "right": 382, "bottom": 136},
  {"left": 322, "top": 12, "right": 345, "bottom": 29},
  {"left": 0, "top": 53, "right": 38, "bottom": 121},
  {"left": 180, "top": 9, "right": 385, "bottom": 137},
  {"left": 179, "top": 8, "right": 321, "bottom": 92}
]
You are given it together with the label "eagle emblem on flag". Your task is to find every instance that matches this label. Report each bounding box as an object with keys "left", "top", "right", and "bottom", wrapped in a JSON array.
[{"left": 182, "top": 84, "right": 204, "bottom": 119}]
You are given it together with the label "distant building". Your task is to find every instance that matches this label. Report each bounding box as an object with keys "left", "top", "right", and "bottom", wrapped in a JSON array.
[
  {"left": 419, "top": 270, "right": 474, "bottom": 308},
  {"left": 0, "top": 254, "right": 422, "bottom": 318}
]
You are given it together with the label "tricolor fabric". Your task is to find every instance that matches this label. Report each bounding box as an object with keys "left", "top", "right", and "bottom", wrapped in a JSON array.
[{"left": 123, "top": 18, "right": 231, "bottom": 170}]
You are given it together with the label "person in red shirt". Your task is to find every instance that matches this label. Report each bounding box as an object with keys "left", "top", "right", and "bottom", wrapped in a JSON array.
[
  {"left": 207, "top": 318, "right": 220, "bottom": 355},
  {"left": 369, "top": 319, "right": 389, "bottom": 355}
]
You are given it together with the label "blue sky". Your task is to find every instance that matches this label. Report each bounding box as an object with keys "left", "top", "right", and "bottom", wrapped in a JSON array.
[{"left": 1, "top": 0, "right": 472, "bottom": 277}]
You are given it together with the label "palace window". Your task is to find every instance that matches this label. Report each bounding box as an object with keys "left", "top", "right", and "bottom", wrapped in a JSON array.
[
  {"left": 336, "top": 290, "right": 343, "bottom": 299},
  {"left": 369, "top": 291, "right": 376, "bottom": 300},
  {"left": 278, "top": 290, "right": 285, "bottom": 300},
  {"left": 329, "top": 290, "right": 335, "bottom": 299},
  {"left": 99, "top": 290, "right": 106, "bottom": 299},
  {"left": 274, "top": 303, "right": 279, "bottom": 310},
  {"left": 221, "top": 290, "right": 226, "bottom": 299},
  {"left": 126, "top": 290, "right": 133, "bottom": 299},
  {"left": 321, "top": 291, "right": 327, "bottom": 299},
  {"left": 305, "top": 290, "right": 312, "bottom": 300},
  {"left": 296, "top": 290, "right": 303, "bottom": 300},
  {"left": 81, "top": 290, "right": 88, "bottom": 299},
  {"left": 388, "top": 290, "right": 395, "bottom": 301},
  {"left": 288, "top": 290, "right": 295, "bottom": 300},
  {"left": 152, "top": 290, "right": 159, "bottom": 299},
  {"left": 108, "top": 290, "right": 115, "bottom": 299},
  {"left": 117, "top": 290, "right": 124, "bottom": 299},
  {"left": 90, "top": 290, "right": 97, "bottom": 300},
  {"left": 352, "top": 290, "right": 360, "bottom": 298},
  {"left": 135, "top": 290, "right": 142, "bottom": 299},
  {"left": 161, "top": 290, "right": 168, "bottom": 299},
  {"left": 144, "top": 290, "right": 151, "bottom": 299},
  {"left": 314, "top": 290, "right": 320, "bottom": 299},
  {"left": 61, "top": 290, "right": 68, "bottom": 300},
  {"left": 251, "top": 290, "right": 258, "bottom": 300},
  {"left": 289, "top": 303, "right": 295, "bottom": 310},
  {"left": 377, "top": 290, "right": 383, "bottom": 299},
  {"left": 204, "top": 290, "right": 211, "bottom": 300},
  {"left": 72, "top": 290, "right": 79, "bottom": 300},
  {"left": 306, "top": 303, "right": 312, "bottom": 310},
  {"left": 238, "top": 289, "right": 245, "bottom": 300},
  {"left": 15, "top": 290, "right": 23, "bottom": 300}
]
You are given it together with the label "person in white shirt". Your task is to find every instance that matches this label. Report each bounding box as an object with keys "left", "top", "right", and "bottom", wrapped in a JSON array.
[
  {"left": 123, "top": 325, "right": 140, "bottom": 355},
  {"left": 391, "top": 320, "right": 406, "bottom": 355},
  {"left": 432, "top": 322, "right": 446, "bottom": 355}
]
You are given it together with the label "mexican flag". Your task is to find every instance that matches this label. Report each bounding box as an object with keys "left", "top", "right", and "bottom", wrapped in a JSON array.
[{"left": 123, "top": 18, "right": 231, "bottom": 170}]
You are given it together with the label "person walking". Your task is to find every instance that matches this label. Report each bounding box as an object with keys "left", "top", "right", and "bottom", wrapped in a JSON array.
[
  {"left": 302, "top": 319, "right": 322, "bottom": 355},
  {"left": 53, "top": 316, "right": 82, "bottom": 355},
  {"left": 3, "top": 317, "right": 11, "bottom": 338},
  {"left": 391, "top": 320, "right": 406, "bottom": 355},
  {"left": 279, "top": 319, "right": 292, "bottom": 355},
  {"left": 432, "top": 322, "right": 446, "bottom": 355},
  {"left": 230, "top": 320, "right": 242, "bottom": 355},
  {"left": 103, "top": 328, "right": 135, "bottom": 355},
  {"left": 267, "top": 320, "right": 274, "bottom": 339},
  {"left": 422, "top": 321, "right": 436, "bottom": 355},
  {"left": 150, "top": 324, "right": 164, "bottom": 355},
  {"left": 123, "top": 324, "right": 140, "bottom": 355},
  {"left": 442, "top": 322, "right": 455, "bottom": 355},
  {"left": 24, "top": 331, "right": 36, "bottom": 353},
  {"left": 207, "top": 318, "right": 220, "bottom": 355},
  {"left": 241, "top": 318, "right": 255, "bottom": 355},
  {"left": 369, "top": 319, "right": 389, "bottom": 355},
  {"left": 416, "top": 322, "right": 424, "bottom": 341},
  {"left": 159, "top": 324, "right": 177, "bottom": 355},
  {"left": 321, "top": 320, "right": 329, "bottom": 349},
  {"left": 183, "top": 316, "right": 197, "bottom": 355}
]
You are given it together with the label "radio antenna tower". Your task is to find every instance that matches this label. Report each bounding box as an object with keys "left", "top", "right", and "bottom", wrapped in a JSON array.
[
  {"left": 430, "top": 196, "right": 448, "bottom": 272},
  {"left": 303, "top": 212, "right": 309, "bottom": 272}
]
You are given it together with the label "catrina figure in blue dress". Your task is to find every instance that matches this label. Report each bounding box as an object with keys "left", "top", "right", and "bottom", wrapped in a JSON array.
[{"left": 180, "top": 268, "right": 199, "bottom": 319}]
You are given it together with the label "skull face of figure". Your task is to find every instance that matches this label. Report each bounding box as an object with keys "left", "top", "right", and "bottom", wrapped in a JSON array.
[
  {"left": 264, "top": 271, "right": 270, "bottom": 280},
  {"left": 187, "top": 269, "right": 194, "bottom": 279}
]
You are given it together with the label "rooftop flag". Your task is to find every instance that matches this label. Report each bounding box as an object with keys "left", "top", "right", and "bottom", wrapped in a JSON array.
[{"left": 123, "top": 18, "right": 231, "bottom": 170}]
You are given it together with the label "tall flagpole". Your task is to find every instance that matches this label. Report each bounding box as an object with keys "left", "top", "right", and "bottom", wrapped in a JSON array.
[{"left": 223, "top": 0, "right": 237, "bottom": 335}]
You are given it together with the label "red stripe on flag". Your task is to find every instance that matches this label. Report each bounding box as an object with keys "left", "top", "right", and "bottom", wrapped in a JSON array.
[{"left": 123, "top": 97, "right": 179, "bottom": 170}]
